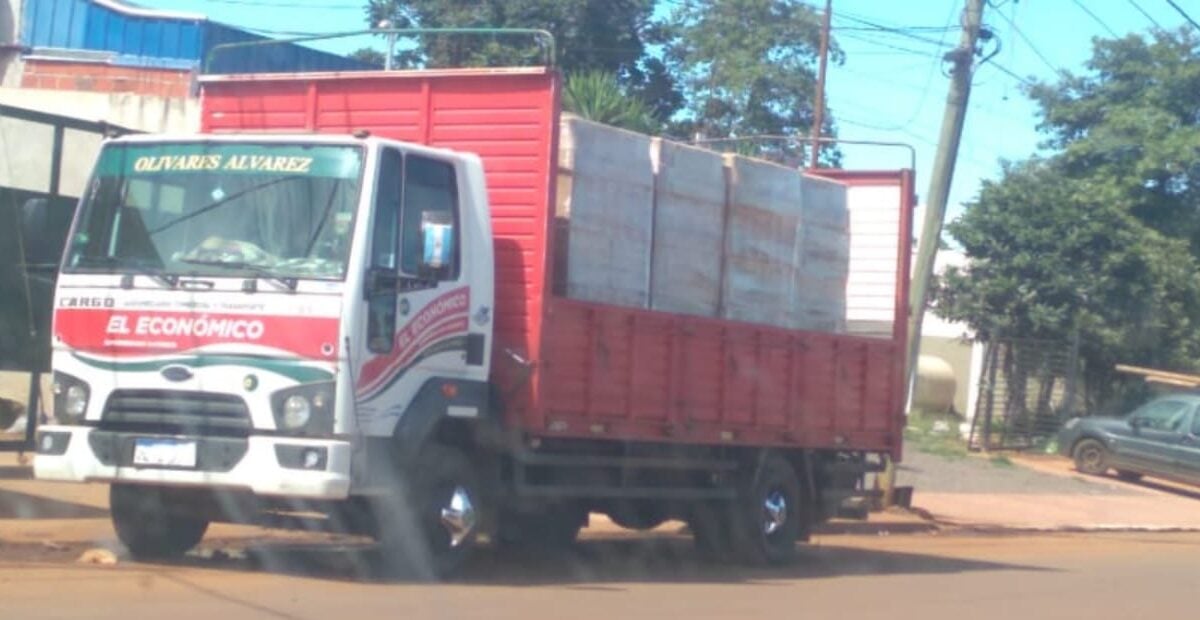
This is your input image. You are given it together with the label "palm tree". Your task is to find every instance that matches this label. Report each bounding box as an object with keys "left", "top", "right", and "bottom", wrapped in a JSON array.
[{"left": 562, "top": 71, "right": 659, "bottom": 134}]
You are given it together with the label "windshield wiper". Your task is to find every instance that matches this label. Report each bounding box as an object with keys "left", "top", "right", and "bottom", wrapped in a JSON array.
[
  {"left": 78, "top": 257, "right": 178, "bottom": 289},
  {"left": 178, "top": 258, "right": 299, "bottom": 292}
]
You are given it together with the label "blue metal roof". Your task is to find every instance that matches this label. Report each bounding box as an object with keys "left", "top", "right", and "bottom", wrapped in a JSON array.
[{"left": 21, "top": 0, "right": 366, "bottom": 72}]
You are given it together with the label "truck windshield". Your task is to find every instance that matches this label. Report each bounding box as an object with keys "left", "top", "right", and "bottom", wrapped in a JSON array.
[{"left": 64, "top": 142, "right": 364, "bottom": 281}]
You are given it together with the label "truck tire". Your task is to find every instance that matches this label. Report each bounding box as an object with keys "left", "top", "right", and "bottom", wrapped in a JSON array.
[
  {"left": 688, "top": 501, "right": 735, "bottom": 561},
  {"left": 373, "top": 444, "right": 483, "bottom": 580},
  {"left": 109, "top": 484, "right": 208, "bottom": 560},
  {"left": 606, "top": 501, "right": 668, "bottom": 531},
  {"left": 496, "top": 504, "right": 587, "bottom": 550},
  {"left": 728, "top": 453, "right": 804, "bottom": 566}
]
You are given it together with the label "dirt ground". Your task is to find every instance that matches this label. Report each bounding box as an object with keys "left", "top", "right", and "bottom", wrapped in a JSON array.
[{"left": 2, "top": 449, "right": 1199, "bottom": 618}]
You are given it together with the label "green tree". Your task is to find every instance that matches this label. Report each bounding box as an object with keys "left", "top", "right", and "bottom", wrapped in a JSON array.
[
  {"left": 1028, "top": 29, "right": 1200, "bottom": 249},
  {"left": 348, "top": 48, "right": 386, "bottom": 68},
  {"left": 657, "top": 0, "right": 840, "bottom": 165},
  {"left": 562, "top": 71, "right": 658, "bottom": 134},
  {"left": 362, "top": 0, "right": 681, "bottom": 120},
  {"left": 937, "top": 28, "right": 1200, "bottom": 409}
]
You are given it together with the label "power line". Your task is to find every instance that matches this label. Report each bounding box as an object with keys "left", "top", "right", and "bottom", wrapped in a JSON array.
[
  {"left": 1127, "top": 0, "right": 1163, "bottom": 28},
  {"left": 836, "top": 32, "right": 942, "bottom": 56},
  {"left": 838, "top": 0, "right": 960, "bottom": 133},
  {"left": 982, "top": 59, "right": 1036, "bottom": 87},
  {"left": 990, "top": 6, "right": 1066, "bottom": 76},
  {"left": 834, "top": 25, "right": 958, "bottom": 33},
  {"left": 1164, "top": 0, "right": 1200, "bottom": 31},
  {"left": 1068, "top": 0, "right": 1119, "bottom": 37},
  {"left": 832, "top": 13, "right": 952, "bottom": 47}
]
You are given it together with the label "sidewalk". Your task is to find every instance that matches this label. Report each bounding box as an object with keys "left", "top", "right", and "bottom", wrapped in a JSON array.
[{"left": 904, "top": 450, "right": 1200, "bottom": 531}]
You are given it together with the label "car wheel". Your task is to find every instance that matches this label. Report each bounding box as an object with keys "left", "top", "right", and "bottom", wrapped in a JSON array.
[
  {"left": 1116, "top": 469, "right": 1143, "bottom": 483},
  {"left": 1072, "top": 439, "right": 1110, "bottom": 476}
]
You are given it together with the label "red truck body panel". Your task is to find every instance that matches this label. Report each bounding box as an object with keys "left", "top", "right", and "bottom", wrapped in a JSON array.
[{"left": 200, "top": 68, "right": 912, "bottom": 458}]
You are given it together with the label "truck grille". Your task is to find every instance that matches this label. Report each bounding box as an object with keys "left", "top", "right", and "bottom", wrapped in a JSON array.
[{"left": 100, "top": 389, "right": 252, "bottom": 436}]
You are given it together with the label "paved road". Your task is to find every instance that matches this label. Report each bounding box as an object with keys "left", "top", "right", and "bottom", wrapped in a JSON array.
[{"left": 1, "top": 529, "right": 1195, "bottom": 620}]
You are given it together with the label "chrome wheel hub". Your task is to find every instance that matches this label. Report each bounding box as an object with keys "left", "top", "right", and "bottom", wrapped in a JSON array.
[
  {"left": 439, "top": 486, "right": 477, "bottom": 548},
  {"left": 763, "top": 490, "right": 788, "bottom": 535}
]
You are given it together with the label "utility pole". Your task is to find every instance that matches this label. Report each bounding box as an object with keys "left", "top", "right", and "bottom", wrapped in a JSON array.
[
  {"left": 882, "top": 0, "right": 984, "bottom": 507},
  {"left": 905, "top": 0, "right": 986, "bottom": 388},
  {"left": 809, "top": 0, "right": 833, "bottom": 169}
]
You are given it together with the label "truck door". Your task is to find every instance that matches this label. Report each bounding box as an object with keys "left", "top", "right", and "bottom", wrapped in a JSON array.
[{"left": 354, "top": 147, "right": 484, "bottom": 435}]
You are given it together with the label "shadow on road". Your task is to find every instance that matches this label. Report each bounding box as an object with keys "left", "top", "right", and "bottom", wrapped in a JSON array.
[
  {"left": 1114, "top": 476, "right": 1200, "bottom": 502},
  {"left": 0, "top": 488, "right": 106, "bottom": 519},
  {"left": 148, "top": 534, "right": 1048, "bottom": 587},
  {"left": 0, "top": 465, "right": 33, "bottom": 480}
]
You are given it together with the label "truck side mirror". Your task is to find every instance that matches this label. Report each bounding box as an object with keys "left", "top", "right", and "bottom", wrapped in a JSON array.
[{"left": 364, "top": 266, "right": 398, "bottom": 299}]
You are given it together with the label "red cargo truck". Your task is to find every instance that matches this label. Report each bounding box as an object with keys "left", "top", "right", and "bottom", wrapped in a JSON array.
[{"left": 35, "top": 42, "right": 912, "bottom": 577}]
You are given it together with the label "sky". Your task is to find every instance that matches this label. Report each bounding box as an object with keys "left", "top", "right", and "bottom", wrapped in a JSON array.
[{"left": 136, "top": 0, "right": 1195, "bottom": 220}]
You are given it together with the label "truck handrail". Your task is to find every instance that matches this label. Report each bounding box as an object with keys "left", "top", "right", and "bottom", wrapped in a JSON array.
[
  {"left": 689, "top": 134, "right": 918, "bottom": 175},
  {"left": 203, "top": 28, "right": 557, "bottom": 75}
]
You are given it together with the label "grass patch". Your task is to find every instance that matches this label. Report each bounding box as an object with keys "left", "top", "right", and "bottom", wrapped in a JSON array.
[
  {"left": 989, "top": 454, "right": 1014, "bottom": 468},
  {"left": 904, "top": 411, "right": 968, "bottom": 459}
]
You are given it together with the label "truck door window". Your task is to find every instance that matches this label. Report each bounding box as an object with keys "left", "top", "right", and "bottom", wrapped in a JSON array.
[
  {"left": 367, "top": 148, "right": 403, "bottom": 353},
  {"left": 400, "top": 155, "right": 459, "bottom": 280}
]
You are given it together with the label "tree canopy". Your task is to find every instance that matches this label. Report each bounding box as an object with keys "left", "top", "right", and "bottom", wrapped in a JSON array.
[
  {"left": 657, "top": 0, "right": 840, "bottom": 164},
  {"left": 356, "top": 0, "right": 837, "bottom": 158},
  {"left": 937, "top": 28, "right": 1200, "bottom": 406}
]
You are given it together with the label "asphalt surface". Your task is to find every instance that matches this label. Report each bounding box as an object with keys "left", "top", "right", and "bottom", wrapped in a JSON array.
[{"left": 2, "top": 530, "right": 1197, "bottom": 619}]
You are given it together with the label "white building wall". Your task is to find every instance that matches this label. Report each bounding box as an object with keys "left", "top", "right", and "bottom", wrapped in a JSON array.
[
  {"left": 0, "top": 0, "right": 22, "bottom": 88},
  {"left": 0, "top": 86, "right": 200, "bottom": 195}
]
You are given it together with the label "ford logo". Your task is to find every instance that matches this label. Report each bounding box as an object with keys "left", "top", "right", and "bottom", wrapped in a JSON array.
[{"left": 161, "top": 365, "right": 194, "bottom": 382}]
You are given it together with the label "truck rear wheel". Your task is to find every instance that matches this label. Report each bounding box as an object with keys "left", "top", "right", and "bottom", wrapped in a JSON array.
[
  {"left": 373, "top": 444, "right": 483, "bottom": 579},
  {"left": 110, "top": 484, "right": 209, "bottom": 560},
  {"left": 728, "top": 453, "right": 804, "bottom": 565}
]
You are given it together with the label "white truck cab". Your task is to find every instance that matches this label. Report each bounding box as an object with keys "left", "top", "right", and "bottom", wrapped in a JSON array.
[{"left": 35, "top": 134, "right": 496, "bottom": 562}]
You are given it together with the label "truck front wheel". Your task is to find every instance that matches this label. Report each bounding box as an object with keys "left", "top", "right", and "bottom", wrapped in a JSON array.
[
  {"left": 109, "top": 484, "right": 209, "bottom": 560},
  {"left": 373, "top": 444, "right": 484, "bottom": 579}
]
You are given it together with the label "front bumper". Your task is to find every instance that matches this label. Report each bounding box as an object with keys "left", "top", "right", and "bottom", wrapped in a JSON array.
[{"left": 33, "top": 425, "right": 352, "bottom": 500}]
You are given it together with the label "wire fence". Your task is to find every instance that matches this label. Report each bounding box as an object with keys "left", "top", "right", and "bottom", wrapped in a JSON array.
[{"left": 968, "top": 335, "right": 1083, "bottom": 451}]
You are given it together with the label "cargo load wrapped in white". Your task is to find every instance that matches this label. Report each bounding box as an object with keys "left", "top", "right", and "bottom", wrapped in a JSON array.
[
  {"left": 722, "top": 155, "right": 805, "bottom": 327},
  {"left": 793, "top": 173, "right": 849, "bottom": 332},
  {"left": 555, "top": 115, "right": 852, "bottom": 334},
  {"left": 648, "top": 139, "right": 726, "bottom": 316},
  {"left": 556, "top": 115, "right": 655, "bottom": 307}
]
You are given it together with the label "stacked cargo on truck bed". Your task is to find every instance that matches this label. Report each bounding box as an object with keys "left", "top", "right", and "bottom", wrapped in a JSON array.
[{"left": 555, "top": 115, "right": 850, "bottom": 333}]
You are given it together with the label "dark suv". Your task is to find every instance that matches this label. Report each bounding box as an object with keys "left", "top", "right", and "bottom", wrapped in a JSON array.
[{"left": 1057, "top": 393, "right": 1200, "bottom": 484}]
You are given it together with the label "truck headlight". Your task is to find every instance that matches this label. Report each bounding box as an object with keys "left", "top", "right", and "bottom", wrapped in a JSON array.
[
  {"left": 52, "top": 372, "right": 90, "bottom": 423},
  {"left": 271, "top": 382, "right": 335, "bottom": 436},
  {"left": 282, "top": 395, "right": 312, "bottom": 429},
  {"left": 1062, "top": 417, "right": 1080, "bottom": 430}
]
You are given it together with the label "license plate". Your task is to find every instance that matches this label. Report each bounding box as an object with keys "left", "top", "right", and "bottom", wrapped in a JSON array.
[{"left": 132, "top": 438, "right": 197, "bottom": 468}]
